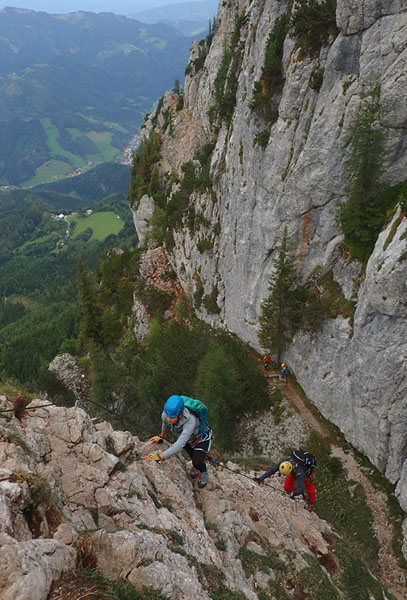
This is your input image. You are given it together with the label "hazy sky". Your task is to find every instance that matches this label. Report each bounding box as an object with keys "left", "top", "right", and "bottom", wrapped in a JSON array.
[{"left": 0, "top": 1, "right": 208, "bottom": 13}]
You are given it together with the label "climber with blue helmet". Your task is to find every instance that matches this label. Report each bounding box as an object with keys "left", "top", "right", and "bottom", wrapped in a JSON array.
[{"left": 144, "top": 394, "right": 212, "bottom": 488}]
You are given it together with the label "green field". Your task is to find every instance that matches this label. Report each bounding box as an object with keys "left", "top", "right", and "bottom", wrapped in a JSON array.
[
  {"left": 23, "top": 122, "right": 122, "bottom": 186},
  {"left": 42, "top": 118, "right": 85, "bottom": 167},
  {"left": 86, "top": 131, "right": 121, "bottom": 162},
  {"left": 24, "top": 159, "right": 73, "bottom": 187},
  {"left": 68, "top": 211, "right": 124, "bottom": 241},
  {"left": 20, "top": 232, "right": 59, "bottom": 249},
  {"left": 67, "top": 128, "right": 83, "bottom": 140},
  {"left": 6, "top": 294, "right": 39, "bottom": 310},
  {"left": 104, "top": 121, "right": 129, "bottom": 134}
]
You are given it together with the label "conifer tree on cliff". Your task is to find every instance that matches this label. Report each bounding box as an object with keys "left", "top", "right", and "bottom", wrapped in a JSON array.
[
  {"left": 258, "top": 228, "right": 300, "bottom": 363},
  {"left": 336, "top": 85, "right": 385, "bottom": 262},
  {"left": 77, "top": 259, "right": 103, "bottom": 348}
]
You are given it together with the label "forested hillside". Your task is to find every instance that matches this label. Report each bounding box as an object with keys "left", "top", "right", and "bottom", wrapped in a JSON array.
[
  {"left": 0, "top": 7, "right": 193, "bottom": 185},
  {"left": 0, "top": 164, "right": 136, "bottom": 384}
]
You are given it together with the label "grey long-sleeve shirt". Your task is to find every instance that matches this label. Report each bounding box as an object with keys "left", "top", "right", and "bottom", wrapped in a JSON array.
[{"left": 161, "top": 407, "right": 201, "bottom": 460}]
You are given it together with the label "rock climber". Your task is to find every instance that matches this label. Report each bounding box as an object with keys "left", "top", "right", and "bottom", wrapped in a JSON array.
[
  {"left": 281, "top": 362, "right": 289, "bottom": 382},
  {"left": 144, "top": 395, "right": 212, "bottom": 488},
  {"left": 263, "top": 352, "right": 271, "bottom": 370},
  {"left": 253, "top": 449, "right": 316, "bottom": 511}
]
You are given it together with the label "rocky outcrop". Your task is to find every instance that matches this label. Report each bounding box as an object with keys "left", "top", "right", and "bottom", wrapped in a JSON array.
[
  {"left": 48, "top": 353, "right": 89, "bottom": 408},
  {"left": 0, "top": 395, "right": 338, "bottom": 599},
  {"left": 131, "top": 246, "right": 185, "bottom": 338},
  {"left": 130, "top": 0, "right": 407, "bottom": 542},
  {"left": 132, "top": 194, "right": 155, "bottom": 245}
]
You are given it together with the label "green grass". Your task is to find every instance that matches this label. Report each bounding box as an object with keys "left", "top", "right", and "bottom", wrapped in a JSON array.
[
  {"left": 5, "top": 295, "right": 39, "bottom": 310},
  {"left": 0, "top": 376, "right": 34, "bottom": 399},
  {"left": 99, "top": 42, "right": 143, "bottom": 57},
  {"left": 78, "top": 112, "right": 100, "bottom": 124},
  {"left": 282, "top": 375, "right": 404, "bottom": 591},
  {"left": 23, "top": 123, "right": 123, "bottom": 185},
  {"left": 86, "top": 131, "right": 121, "bottom": 162},
  {"left": 383, "top": 213, "right": 403, "bottom": 251},
  {"left": 53, "top": 568, "right": 168, "bottom": 600},
  {"left": 239, "top": 547, "right": 279, "bottom": 577},
  {"left": 41, "top": 118, "right": 85, "bottom": 167},
  {"left": 288, "top": 367, "right": 406, "bottom": 574},
  {"left": 68, "top": 211, "right": 124, "bottom": 241},
  {"left": 228, "top": 456, "right": 272, "bottom": 471},
  {"left": 104, "top": 121, "right": 129, "bottom": 134},
  {"left": 306, "top": 430, "right": 382, "bottom": 573},
  {"left": 24, "top": 159, "right": 73, "bottom": 186},
  {"left": 351, "top": 448, "right": 407, "bottom": 569},
  {"left": 146, "top": 36, "right": 168, "bottom": 51},
  {"left": 67, "top": 127, "right": 83, "bottom": 139},
  {"left": 19, "top": 232, "right": 59, "bottom": 250},
  {"left": 10, "top": 471, "right": 52, "bottom": 514},
  {"left": 298, "top": 553, "right": 341, "bottom": 599},
  {"left": 7, "top": 431, "right": 33, "bottom": 455}
]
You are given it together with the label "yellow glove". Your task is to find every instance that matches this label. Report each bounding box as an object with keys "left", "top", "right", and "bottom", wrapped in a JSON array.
[
  {"left": 149, "top": 436, "right": 163, "bottom": 444},
  {"left": 144, "top": 452, "right": 164, "bottom": 462}
]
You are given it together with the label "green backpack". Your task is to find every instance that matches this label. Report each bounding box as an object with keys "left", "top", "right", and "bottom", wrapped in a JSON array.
[{"left": 181, "top": 396, "right": 209, "bottom": 434}]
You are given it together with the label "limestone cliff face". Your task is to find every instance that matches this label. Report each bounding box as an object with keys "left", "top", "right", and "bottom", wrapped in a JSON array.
[
  {"left": 0, "top": 395, "right": 333, "bottom": 599},
  {"left": 131, "top": 0, "right": 407, "bottom": 521}
]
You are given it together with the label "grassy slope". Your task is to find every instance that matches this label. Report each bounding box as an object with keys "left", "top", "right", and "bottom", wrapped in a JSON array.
[{"left": 68, "top": 211, "right": 125, "bottom": 241}]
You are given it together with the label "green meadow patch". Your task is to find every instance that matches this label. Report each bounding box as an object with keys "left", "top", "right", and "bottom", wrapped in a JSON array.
[
  {"left": 5, "top": 295, "right": 39, "bottom": 311},
  {"left": 68, "top": 211, "right": 124, "bottom": 241},
  {"left": 86, "top": 131, "right": 120, "bottom": 162},
  {"left": 24, "top": 159, "right": 73, "bottom": 187},
  {"left": 67, "top": 128, "right": 83, "bottom": 140},
  {"left": 41, "top": 118, "right": 84, "bottom": 168}
]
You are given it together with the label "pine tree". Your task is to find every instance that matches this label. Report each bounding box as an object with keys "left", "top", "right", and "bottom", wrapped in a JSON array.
[
  {"left": 89, "top": 342, "right": 119, "bottom": 417},
  {"left": 172, "top": 78, "right": 180, "bottom": 95},
  {"left": 336, "top": 86, "right": 385, "bottom": 262},
  {"left": 258, "top": 228, "right": 299, "bottom": 362},
  {"left": 194, "top": 340, "right": 241, "bottom": 451},
  {"left": 77, "top": 259, "right": 103, "bottom": 349}
]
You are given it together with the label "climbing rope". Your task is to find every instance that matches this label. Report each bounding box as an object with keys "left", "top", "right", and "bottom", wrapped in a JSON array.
[
  {"left": 0, "top": 396, "right": 142, "bottom": 425},
  {"left": 0, "top": 396, "right": 306, "bottom": 505},
  {"left": 206, "top": 455, "right": 303, "bottom": 499},
  {"left": 0, "top": 402, "right": 55, "bottom": 413}
]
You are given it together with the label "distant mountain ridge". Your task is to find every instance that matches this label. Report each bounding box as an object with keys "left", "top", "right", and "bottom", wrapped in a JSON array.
[
  {"left": 0, "top": 1, "right": 185, "bottom": 13},
  {"left": 131, "top": 0, "right": 218, "bottom": 35},
  {"left": 0, "top": 7, "right": 193, "bottom": 185}
]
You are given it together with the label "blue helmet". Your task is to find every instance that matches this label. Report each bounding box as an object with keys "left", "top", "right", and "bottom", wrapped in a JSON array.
[{"left": 164, "top": 395, "right": 184, "bottom": 417}]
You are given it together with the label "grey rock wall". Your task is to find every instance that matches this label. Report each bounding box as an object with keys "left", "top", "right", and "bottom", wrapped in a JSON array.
[{"left": 131, "top": 0, "right": 407, "bottom": 544}]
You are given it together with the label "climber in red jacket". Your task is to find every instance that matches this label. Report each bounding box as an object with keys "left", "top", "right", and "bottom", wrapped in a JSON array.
[{"left": 254, "top": 449, "right": 317, "bottom": 511}]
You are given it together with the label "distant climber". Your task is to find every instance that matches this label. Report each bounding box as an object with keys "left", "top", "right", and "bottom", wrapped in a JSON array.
[
  {"left": 263, "top": 352, "right": 271, "bottom": 370},
  {"left": 144, "top": 395, "right": 212, "bottom": 488},
  {"left": 254, "top": 449, "right": 317, "bottom": 511},
  {"left": 280, "top": 362, "right": 289, "bottom": 383}
]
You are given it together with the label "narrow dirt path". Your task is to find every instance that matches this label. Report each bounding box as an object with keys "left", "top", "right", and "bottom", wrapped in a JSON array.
[{"left": 270, "top": 372, "right": 407, "bottom": 600}]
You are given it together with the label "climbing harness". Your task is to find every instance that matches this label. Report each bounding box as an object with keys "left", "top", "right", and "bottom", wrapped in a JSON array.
[{"left": 189, "top": 424, "right": 213, "bottom": 447}]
